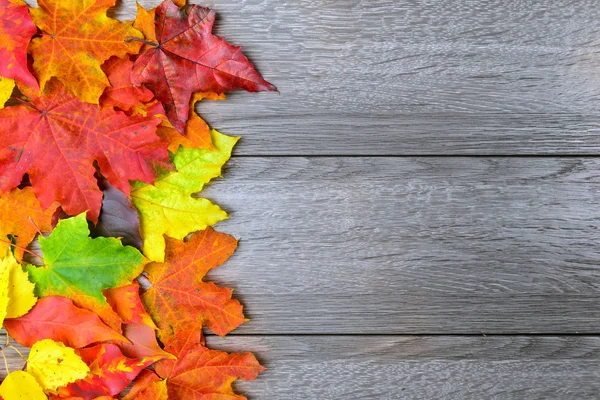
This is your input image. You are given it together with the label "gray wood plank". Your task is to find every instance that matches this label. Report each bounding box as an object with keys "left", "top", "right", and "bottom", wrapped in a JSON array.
[
  {"left": 198, "top": 157, "right": 600, "bottom": 333},
  {"left": 3, "top": 335, "right": 600, "bottom": 399},
  {"left": 112, "top": 0, "right": 600, "bottom": 155}
]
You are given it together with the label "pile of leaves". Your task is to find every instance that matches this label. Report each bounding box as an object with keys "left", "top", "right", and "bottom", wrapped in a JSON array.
[{"left": 0, "top": 0, "right": 275, "bottom": 398}]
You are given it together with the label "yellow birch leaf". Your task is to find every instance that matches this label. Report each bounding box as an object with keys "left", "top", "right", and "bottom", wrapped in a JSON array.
[
  {"left": 0, "top": 255, "right": 10, "bottom": 326},
  {"left": 0, "top": 371, "right": 47, "bottom": 400},
  {"left": 5, "top": 253, "right": 36, "bottom": 318},
  {"left": 26, "top": 339, "right": 90, "bottom": 392}
]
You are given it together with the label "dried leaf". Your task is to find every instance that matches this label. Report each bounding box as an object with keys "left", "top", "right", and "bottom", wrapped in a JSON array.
[{"left": 100, "top": 56, "right": 154, "bottom": 112}]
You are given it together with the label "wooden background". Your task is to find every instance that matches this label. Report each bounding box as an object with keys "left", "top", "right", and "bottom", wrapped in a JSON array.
[{"left": 12, "top": 0, "right": 600, "bottom": 398}]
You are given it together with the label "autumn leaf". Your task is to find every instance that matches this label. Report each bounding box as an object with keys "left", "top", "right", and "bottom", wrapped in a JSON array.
[
  {"left": 0, "top": 80, "right": 168, "bottom": 222},
  {"left": 123, "top": 370, "right": 167, "bottom": 400},
  {"left": 131, "top": 129, "right": 237, "bottom": 262},
  {"left": 0, "top": 371, "right": 46, "bottom": 400},
  {"left": 120, "top": 323, "right": 175, "bottom": 361},
  {"left": 28, "top": 0, "right": 143, "bottom": 103},
  {"left": 90, "top": 178, "right": 143, "bottom": 250},
  {"left": 27, "top": 339, "right": 90, "bottom": 392},
  {"left": 100, "top": 56, "right": 154, "bottom": 112},
  {"left": 0, "top": 0, "right": 38, "bottom": 88},
  {"left": 52, "top": 344, "right": 158, "bottom": 399},
  {"left": 131, "top": 0, "right": 276, "bottom": 132},
  {"left": 104, "top": 283, "right": 155, "bottom": 328},
  {"left": 2, "top": 253, "right": 37, "bottom": 319},
  {"left": 24, "top": 214, "right": 144, "bottom": 330},
  {"left": 0, "top": 187, "right": 58, "bottom": 262},
  {"left": 154, "top": 342, "right": 264, "bottom": 400},
  {"left": 154, "top": 92, "right": 227, "bottom": 152},
  {"left": 0, "top": 77, "right": 14, "bottom": 109},
  {"left": 143, "top": 228, "right": 244, "bottom": 349},
  {"left": 4, "top": 296, "right": 126, "bottom": 348}
]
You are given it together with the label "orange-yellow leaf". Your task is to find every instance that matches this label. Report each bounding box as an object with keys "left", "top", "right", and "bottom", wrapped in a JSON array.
[
  {"left": 142, "top": 228, "right": 246, "bottom": 348},
  {"left": 123, "top": 369, "right": 167, "bottom": 400},
  {"left": 0, "top": 187, "right": 58, "bottom": 261},
  {"left": 104, "top": 283, "right": 156, "bottom": 329},
  {"left": 28, "top": 0, "right": 144, "bottom": 103}
]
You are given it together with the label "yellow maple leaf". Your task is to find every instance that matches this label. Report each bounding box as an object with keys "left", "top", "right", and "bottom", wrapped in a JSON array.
[
  {"left": 28, "top": 0, "right": 143, "bottom": 103},
  {"left": 0, "top": 371, "right": 46, "bottom": 400},
  {"left": 27, "top": 339, "right": 90, "bottom": 392},
  {"left": 131, "top": 130, "right": 237, "bottom": 261}
]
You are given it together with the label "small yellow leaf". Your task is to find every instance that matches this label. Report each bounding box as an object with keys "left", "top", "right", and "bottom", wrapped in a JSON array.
[
  {"left": 0, "top": 256, "right": 11, "bottom": 326},
  {"left": 5, "top": 253, "right": 37, "bottom": 318},
  {"left": 27, "top": 339, "right": 90, "bottom": 392},
  {"left": 0, "top": 371, "right": 46, "bottom": 400},
  {"left": 0, "top": 77, "right": 14, "bottom": 109}
]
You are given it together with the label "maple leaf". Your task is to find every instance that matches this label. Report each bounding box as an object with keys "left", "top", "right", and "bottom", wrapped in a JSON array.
[
  {"left": 131, "top": 0, "right": 276, "bottom": 132},
  {"left": 0, "top": 187, "right": 58, "bottom": 262},
  {"left": 100, "top": 56, "right": 154, "bottom": 112},
  {"left": 27, "top": 339, "right": 90, "bottom": 392},
  {"left": 24, "top": 214, "right": 144, "bottom": 330},
  {"left": 131, "top": 129, "right": 236, "bottom": 262},
  {"left": 123, "top": 370, "right": 167, "bottom": 400},
  {"left": 51, "top": 344, "right": 158, "bottom": 399},
  {"left": 154, "top": 92, "right": 226, "bottom": 153},
  {"left": 0, "top": 371, "right": 46, "bottom": 400},
  {"left": 154, "top": 342, "right": 264, "bottom": 400},
  {"left": 28, "top": 0, "right": 143, "bottom": 104},
  {"left": 4, "top": 296, "right": 126, "bottom": 348},
  {"left": 90, "top": 178, "right": 143, "bottom": 250},
  {"left": 104, "top": 283, "right": 155, "bottom": 328},
  {"left": 143, "top": 228, "right": 244, "bottom": 349},
  {"left": 0, "top": 80, "right": 168, "bottom": 222},
  {"left": 0, "top": 0, "right": 38, "bottom": 88}
]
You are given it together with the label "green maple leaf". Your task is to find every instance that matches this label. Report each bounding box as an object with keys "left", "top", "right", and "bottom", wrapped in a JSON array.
[
  {"left": 131, "top": 129, "right": 238, "bottom": 262},
  {"left": 25, "top": 214, "right": 144, "bottom": 330}
]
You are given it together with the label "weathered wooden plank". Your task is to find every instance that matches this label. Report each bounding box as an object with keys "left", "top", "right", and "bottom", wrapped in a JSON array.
[
  {"left": 198, "top": 157, "right": 600, "bottom": 333},
  {"left": 114, "top": 0, "right": 600, "bottom": 155},
  {"left": 4, "top": 335, "right": 600, "bottom": 399}
]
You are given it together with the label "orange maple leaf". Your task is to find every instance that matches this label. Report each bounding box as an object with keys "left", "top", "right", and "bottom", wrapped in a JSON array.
[
  {"left": 28, "top": 0, "right": 143, "bottom": 103},
  {"left": 142, "top": 228, "right": 246, "bottom": 348},
  {"left": 0, "top": 187, "right": 57, "bottom": 261}
]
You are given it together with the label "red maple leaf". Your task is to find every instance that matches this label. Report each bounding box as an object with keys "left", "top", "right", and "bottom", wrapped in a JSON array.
[
  {"left": 0, "top": 80, "right": 169, "bottom": 222},
  {"left": 131, "top": 0, "right": 276, "bottom": 132}
]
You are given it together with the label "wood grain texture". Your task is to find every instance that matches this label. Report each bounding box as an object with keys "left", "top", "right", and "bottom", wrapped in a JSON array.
[
  {"left": 105, "top": 0, "right": 600, "bottom": 155},
  {"left": 3, "top": 335, "right": 600, "bottom": 399},
  {"left": 200, "top": 157, "right": 600, "bottom": 333}
]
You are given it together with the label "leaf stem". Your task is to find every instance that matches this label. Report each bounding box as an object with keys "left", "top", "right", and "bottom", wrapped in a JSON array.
[
  {"left": 0, "top": 348, "right": 9, "bottom": 376},
  {"left": 0, "top": 238, "right": 43, "bottom": 261},
  {"left": 27, "top": 217, "right": 43, "bottom": 236},
  {"left": 9, "top": 96, "right": 41, "bottom": 113},
  {"left": 125, "top": 37, "right": 159, "bottom": 47}
]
